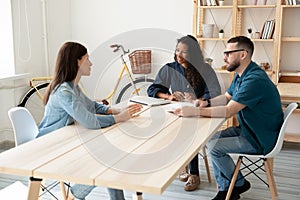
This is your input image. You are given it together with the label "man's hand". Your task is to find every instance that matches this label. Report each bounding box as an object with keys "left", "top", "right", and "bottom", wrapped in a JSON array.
[
  {"left": 173, "top": 106, "right": 200, "bottom": 117},
  {"left": 114, "top": 104, "right": 143, "bottom": 123}
]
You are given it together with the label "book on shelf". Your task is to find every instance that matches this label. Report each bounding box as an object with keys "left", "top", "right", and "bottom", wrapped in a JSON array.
[
  {"left": 211, "top": 0, "right": 217, "bottom": 6},
  {"left": 285, "top": 0, "right": 298, "bottom": 5},
  {"left": 260, "top": 19, "right": 275, "bottom": 39},
  {"left": 204, "top": 0, "right": 217, "bottom": 6},
  {"left": 198, "top": 0, "right": 206, "bottom": 6}
]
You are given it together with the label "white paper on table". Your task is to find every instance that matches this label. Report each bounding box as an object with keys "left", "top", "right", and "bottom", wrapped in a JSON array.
[{"left": 165, "top": 102, "right": 195, "bottom": 113}]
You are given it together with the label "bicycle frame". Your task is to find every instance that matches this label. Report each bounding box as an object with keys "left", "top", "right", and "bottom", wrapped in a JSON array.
[
  {"left": 29, "top": 76, "right": 52, "bottom": 100},
  {"left": 104, "top": 44, "right": 140, "bottom": 104}
]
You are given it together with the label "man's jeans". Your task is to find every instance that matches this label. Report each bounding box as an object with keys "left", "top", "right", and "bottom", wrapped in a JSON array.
[
  {"left": 206, "top": 126, "right": 259, "bottom": 191},
  {"left": 71, "top": 184, "right": 125, "bottom": 200}
]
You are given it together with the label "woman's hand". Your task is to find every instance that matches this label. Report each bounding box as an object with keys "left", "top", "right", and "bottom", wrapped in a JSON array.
[
  {"left": 166, "top": 91, "right": 185, "bottom": 101},
  {"left": 114, "top": 104, "right": 143, "bottom": 123}
]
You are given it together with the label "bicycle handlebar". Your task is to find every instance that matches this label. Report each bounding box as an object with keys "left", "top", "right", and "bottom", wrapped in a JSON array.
[{"left": 110, "top": 44, "right": 129, "bottom": 55}]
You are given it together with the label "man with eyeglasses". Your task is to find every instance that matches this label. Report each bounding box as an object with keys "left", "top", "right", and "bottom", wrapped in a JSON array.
[{"left": 174, "top": 36, "right": 283, "bottom": 200}]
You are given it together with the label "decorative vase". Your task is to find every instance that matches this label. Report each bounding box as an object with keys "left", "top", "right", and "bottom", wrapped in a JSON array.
[
  {"left": 219, "top": 0, "right": 224, "bottom": 6},
  {"left": 219, "top": 33, "right": 224, "bottom": 38},
  {"left": 202, "top": 24, "right": 215, "bottom": 38}
]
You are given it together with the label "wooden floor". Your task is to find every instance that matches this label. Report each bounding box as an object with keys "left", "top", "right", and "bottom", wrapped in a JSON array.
[{"left": 0, "top": 142, "right": 299, "bottom": 200}]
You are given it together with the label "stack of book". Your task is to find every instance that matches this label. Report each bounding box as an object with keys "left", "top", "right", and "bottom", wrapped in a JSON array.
[
  {"left": 284, "top": 0, "right": 299, "bottom": 5},
  {"left": 199, "top": 0, "right": 219, "bottom": 6},
  {"left": 260, "top": 19, "right": 275, "bottom": 39}
]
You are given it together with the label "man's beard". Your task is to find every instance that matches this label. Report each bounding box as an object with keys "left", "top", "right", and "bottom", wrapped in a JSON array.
[{"left": 227, "top": 60, "right": 240, "bottom": 72}]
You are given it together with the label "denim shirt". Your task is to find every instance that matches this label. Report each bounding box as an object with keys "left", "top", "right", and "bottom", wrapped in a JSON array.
[{"left": 38, "top": 82, "right": 115, "bottom": 137}]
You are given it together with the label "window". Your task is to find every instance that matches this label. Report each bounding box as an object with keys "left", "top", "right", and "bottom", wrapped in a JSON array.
[{"left": 0, "top": 0, "right": 15, "bottom": 78}]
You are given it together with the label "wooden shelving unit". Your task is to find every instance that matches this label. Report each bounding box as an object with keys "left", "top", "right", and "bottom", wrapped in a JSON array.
[{"left": 193, "top": 0, "right": 300, "bottom": 142}]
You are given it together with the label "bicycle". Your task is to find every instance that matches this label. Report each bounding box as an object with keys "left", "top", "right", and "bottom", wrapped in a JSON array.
[
  {"left": 102, "top": 44, "right": 154, "bottom": 105},
  {"left": 18, "top": 44, "right": 154, "bottom": 124}
]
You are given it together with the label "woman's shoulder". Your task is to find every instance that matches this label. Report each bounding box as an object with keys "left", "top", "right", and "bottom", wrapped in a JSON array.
[
  {"left": 58, "top": 82, "right": 73, "bottom": 89},
  {"left": 54, "top": 82, "right": 75, "bottom": 95},
  {"left": 161, "top": 61, "right": 182, "bottom": 70}
]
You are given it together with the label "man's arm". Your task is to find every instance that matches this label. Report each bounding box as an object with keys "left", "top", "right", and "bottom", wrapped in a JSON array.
[
  {"left": 199, "top": 100, "right": 245, "bottom": 118},
  {"left": 174, "top": 92, "right": 245, "bottom": 118},
  {"left": 197, "top": 93, "right": 231, "bottom": 107}
]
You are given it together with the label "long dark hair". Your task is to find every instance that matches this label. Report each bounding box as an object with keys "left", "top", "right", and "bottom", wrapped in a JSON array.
[
  {"left": 43, "top": 42, "right": 87, "bottom": 105},
  {"left": 174, "top": 35, "right": 205, "bottom": 92}
]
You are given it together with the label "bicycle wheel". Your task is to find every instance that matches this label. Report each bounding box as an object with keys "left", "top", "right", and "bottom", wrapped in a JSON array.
[
  {"left": 115, "top": 78, "right": 154, "bottom": 104},
  {"left": 18, "top": 82, "right": 49, "bottom": 125}
]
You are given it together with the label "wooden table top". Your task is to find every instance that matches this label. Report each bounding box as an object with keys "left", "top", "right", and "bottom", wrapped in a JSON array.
[{"left": 0, "top": 105, "right": 225, "bottom": 195}]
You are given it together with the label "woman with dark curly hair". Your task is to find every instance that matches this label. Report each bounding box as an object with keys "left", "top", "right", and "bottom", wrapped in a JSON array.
[{"left": 147, "top": 35, "right": 221, "bottom": 191}]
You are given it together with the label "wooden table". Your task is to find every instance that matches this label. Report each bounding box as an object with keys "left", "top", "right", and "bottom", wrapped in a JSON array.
[{"left": 0, "top": 105, "right": 225, "bottom": 199}]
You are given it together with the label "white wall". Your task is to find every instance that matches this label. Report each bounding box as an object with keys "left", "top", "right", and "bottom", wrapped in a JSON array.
[
  {"left": 11, "top": 0, "right": 71, "bottom": 76},
  {"left": 70, "top": 0, "right": 193, "bottom": 52},
  {"left": 1, "top": 0, "right": 194, "bottom": 143},
  {"left": 69, "top": 0, "right": 194, "bottom": 98}
]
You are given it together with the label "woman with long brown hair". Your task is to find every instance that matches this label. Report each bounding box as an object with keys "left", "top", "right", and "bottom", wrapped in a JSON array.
[{"left": 38, "top": 41, "right": 142, "bottom": 200}]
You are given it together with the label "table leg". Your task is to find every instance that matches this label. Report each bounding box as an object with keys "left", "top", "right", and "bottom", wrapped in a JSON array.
[
  {"left": 27, "top": 177, "right": 42, "bottom": 200},
  {"left": 132, "top": 192, "right": 143, "bottom": 200}
]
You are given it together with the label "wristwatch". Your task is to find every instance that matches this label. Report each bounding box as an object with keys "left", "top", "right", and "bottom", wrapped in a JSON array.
[{"left": 205, "top": 99, "right": 211, "bottom": 107}]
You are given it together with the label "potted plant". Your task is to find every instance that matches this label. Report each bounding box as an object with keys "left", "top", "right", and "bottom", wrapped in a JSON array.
[
  {"left": 247, "top": 28, "right": 252, "bottom": 38},
  {"left": 219, "top": 29, "right": 224, "bottom": 38}
]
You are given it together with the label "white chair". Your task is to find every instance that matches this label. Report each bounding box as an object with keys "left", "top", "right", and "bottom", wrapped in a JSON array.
[
  {"left": 225, "top": 102, "right": 298, "bottom": 200},
  {"left": 8, "top": 107, "right": 69, "bottom": 200},
  {"left": 8, "top": 107, "right": 39, "bottom": 146}
]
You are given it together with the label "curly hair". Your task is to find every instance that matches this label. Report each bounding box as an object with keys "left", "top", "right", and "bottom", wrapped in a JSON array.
[{"left": 174, "top": 35, "right": 206, "bottom": 92}]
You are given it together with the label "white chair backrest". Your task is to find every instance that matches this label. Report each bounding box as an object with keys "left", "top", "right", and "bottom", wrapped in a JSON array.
[
  {"left": 8, "top": 107, "right": 39, "bottom": 146},
  {"left": 265, "top": 102, "right": 298, "bottom": 158}
]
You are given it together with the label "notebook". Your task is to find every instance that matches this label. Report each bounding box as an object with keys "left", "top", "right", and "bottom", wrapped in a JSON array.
[{"left": 130, "top": 96, "right": 171, "bottom": 106}]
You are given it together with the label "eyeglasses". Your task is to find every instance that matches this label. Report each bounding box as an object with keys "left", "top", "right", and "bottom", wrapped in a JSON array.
[{"left": 223, "top": 49, "right": 247, "bottom": 57}]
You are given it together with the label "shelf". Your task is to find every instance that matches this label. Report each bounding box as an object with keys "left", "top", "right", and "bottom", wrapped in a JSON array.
[
  {"left": 282, "top": 37, "right": 300, "bottom": 42},
  {"left": 238, "top": 5, "right": 276, "bottom": 8},
  {"left": 282, "top": 5, "right": 300, "bottom": 8},
  {"left": 197, "top": 37, "right": 274, "bottom": 42},
  {"left": 251, "top": 38, "right": 274, "bottom": 42},
  {"left": 197, "top": 37, "right": 228, "bottom": 41},
  {"left": 284, "top": 133, "right": 300, "bottom": 143},
  {"left": 199, "top": 6, "right": 233, "bottom": 9},
  {"left": 280, "top": 71, "right": 300, "bottom": 76},
  {"left": 193, "top": 0, "right": 299, "bottom": 85},
  {"left": 277, "top": 82, "right": 300, "bottom": 99}
]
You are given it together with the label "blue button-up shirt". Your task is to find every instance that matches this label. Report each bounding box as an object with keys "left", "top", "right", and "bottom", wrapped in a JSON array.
[{"left": 228, "top": 61, "right": 283, "bottom": 154}]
